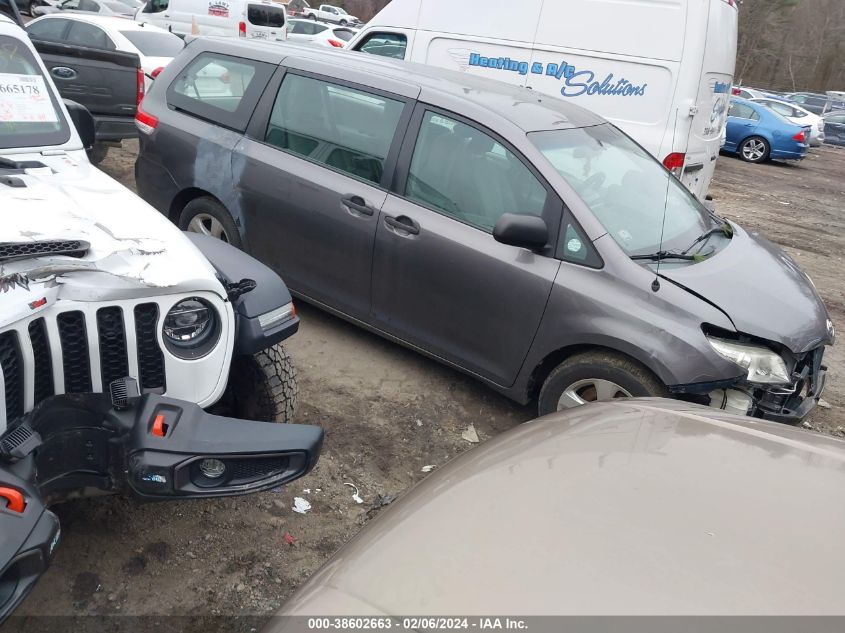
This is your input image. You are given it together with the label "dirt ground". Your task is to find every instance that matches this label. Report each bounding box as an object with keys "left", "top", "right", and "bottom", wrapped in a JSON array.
[{"left": 7, "top": 141, "right": 844, "bottom": 631}]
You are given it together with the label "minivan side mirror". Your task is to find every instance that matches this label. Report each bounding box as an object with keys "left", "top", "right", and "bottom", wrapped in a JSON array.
[
  {"left": 63, "top": 99, "right": 96, "bottom": 151},
  {"left": 493, "top": 214, "right": 549, "bottom": 251}
]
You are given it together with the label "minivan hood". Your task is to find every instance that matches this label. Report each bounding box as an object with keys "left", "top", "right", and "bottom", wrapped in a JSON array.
[
  {"left": 659, "top": 225, "right": 832, "bottom": 353},
  {"left": 0, "top": 152, "right": 220, "bottom": 296}
]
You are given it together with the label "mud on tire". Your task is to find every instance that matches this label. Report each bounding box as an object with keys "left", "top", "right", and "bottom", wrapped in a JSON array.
[{"left": 215, "top": 344, "right": 299, "bottom": 423}]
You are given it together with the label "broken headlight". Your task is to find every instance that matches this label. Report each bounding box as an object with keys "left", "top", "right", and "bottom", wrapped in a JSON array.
[
  {"left": 706, "top": 336, "right": 790, "bottom": 385},
  {"left": 163, "top": 298, "right": 220, "bottom": 359}
]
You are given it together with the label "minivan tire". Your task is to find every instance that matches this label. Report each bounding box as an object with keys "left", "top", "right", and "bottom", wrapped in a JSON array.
[
  {"left": 178, "top": 197, "right": 243, "bottom": 248},
  {"left": 537, "top": 350, "right": 668, "bottom": 416},
  {"left": 738, "top": 136, "right": 770, "bottom": 163},
  {"left": 215, "top": 344, "right": 299, "bottom": 423}
]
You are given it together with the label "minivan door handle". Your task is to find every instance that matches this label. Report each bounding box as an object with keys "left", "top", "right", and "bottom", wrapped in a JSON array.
[
  {"left": 342, "top": 195, "right": 374, "bottom": 216},
  {"left": 384, "top": 215, "right": 420, "bottom": 236}
]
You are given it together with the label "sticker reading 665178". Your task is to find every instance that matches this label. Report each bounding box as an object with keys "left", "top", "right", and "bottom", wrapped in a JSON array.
[{"left": 0, "top": 73, "right": 58, "bottom": 123}]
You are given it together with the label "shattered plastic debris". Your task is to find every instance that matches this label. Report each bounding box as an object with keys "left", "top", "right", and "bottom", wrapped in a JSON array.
[
  {"left": 292, "top": 497, "right": 312, "bottom": 514},
  {"left": 343, "top": 482, "right": 364, "bottom": 504},
  {"left": 801, "top": 420, "right": 814, "bottom": 430},
  {"left": 421, "top": 465, "right": 437, "bottom": 473},
  {"left": 818, "top": 399, "right": 831, "bottom": 409},
  {"left": 283, "top": 532, "right": 297, "bottom": 546},
  {"left": 461, "top": 424, "right": 480, "bottom": 444}
]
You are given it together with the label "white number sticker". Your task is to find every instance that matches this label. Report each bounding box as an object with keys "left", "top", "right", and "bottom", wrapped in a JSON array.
[{"left": 0, "top": 73, "right": 58, "bottom": 123}]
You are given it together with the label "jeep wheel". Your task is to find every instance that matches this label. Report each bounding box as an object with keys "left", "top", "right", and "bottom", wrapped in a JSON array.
[
  {"left": 87, "top": 143, "right": 109, "bottom": 165},
  {"left": 179, "top": 197, "right": 243, "bottom": 248},
  {"left": 537, "top": 351, "right": 668, "bottom": 417},
  {"left": 217, "top": 344, "right": 299, "bottom": 423}
]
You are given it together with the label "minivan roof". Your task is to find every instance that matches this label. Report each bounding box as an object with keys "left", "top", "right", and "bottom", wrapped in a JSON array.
[{"left": 189, "top": 37, "right": 606, "bottom": 132}]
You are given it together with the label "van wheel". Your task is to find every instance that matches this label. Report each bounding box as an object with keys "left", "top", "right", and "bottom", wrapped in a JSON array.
[
  {"left": 537, "top": 351, "right": 668, "bottom": 417},
  {"left": 739, "top": 136, "right": 770, "bottom": 163},
  {"left": 214, "top": 345, "right": 299, "bottom": 423},
  {"left": 178, "top": 197, "right": 243, "bottom": 248}
]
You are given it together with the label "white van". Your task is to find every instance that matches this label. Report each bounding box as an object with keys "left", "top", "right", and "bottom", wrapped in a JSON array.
[
  {"left": 347, "top": 0, "right": 738, "bottom": 199},
  {"left": 137, "top": 0, "right": 287, "bottom": 42}
]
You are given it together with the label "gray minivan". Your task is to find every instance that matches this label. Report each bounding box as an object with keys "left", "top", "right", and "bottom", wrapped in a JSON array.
[{"left": 135, "top": 38, "right": 834, "bottom": 424}]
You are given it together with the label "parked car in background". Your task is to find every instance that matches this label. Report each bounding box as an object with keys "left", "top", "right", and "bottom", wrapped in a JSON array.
[
  {"left": 731, "top": 85, "right": 768, "bottom": 100},
  {"left": 269, "top": 399, "right": 845, "bottom": 621},
  {"left": 282, "top": 0, "right": 309, "bottom": 18},
  {"left": 286, "top": 17, "right": 351, "bottom": 47},
  {"left": 33, "top": 0, "right": 135, "bottom": 18},
  {"left": 137, "top": 0, "right": 288, "bottom": 42},
  {"left": 347, "top": 0, "right": 738, "bottom": 202},
  {"left": 750, "top": 96, "right": 825, "bottom": 146},
  {"left": 26, "top": 15, "right": 184, "bottom": 90},
  {"left": 723, "top": 98, "right": 810, "bottom": 163},
  {"left": 11, "top": 0, "right": 58, "bottom": 16},
  {"left": 785, "top": 91, "right": 845, "bottom": 115},
  {"left": 823, "top": 111, "right": 845, "bottom": 147},
  {"left": 135, "top": 39, "right": 832, "bottom": 424},
  {"left": 302, "top": 3, "right": 360, "bottom": 26}
]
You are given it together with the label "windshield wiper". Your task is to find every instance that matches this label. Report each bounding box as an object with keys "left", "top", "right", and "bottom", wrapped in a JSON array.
[
  {"left": 682, "top": 222, "right": 734, "bottom": 255},
  {"left": 630, "top": 251, "right": 698, "bottom": 262}
]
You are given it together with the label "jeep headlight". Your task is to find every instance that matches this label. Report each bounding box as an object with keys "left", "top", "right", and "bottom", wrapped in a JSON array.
[
  {"left": 706, "top": 337, "right": 790, "bottom": 385},
  {"left": 163, "top": 298, "right": 220, "bottom": 359}
]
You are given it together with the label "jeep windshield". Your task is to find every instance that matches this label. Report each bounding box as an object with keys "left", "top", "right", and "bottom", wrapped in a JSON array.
[
  {"left": 0, "top": 34, "right": 71, "bottom": 150},
  {"left": 530, "top": 124, "right": 729, "bottom": 260}
]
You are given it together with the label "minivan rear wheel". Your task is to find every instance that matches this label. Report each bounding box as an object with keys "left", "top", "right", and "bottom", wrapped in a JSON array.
[
  {"left": 538, "top": 351, "right": 668, "bottom": 416},
  {"left": 739, "top": 136, "right": 770, "bottom": 163},
  {"left": 179, "top": 197, "right": 243, "bottom": 248}
]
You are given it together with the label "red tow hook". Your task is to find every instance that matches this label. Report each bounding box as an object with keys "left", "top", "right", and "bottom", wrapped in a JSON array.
[{"left": 0, "top": 487, "right": 26, "bottom": 513}]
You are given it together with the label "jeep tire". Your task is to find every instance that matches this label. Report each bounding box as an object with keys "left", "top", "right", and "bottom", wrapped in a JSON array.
[{"left": 217, "top": 344, "right": 299, "bottom": 423}]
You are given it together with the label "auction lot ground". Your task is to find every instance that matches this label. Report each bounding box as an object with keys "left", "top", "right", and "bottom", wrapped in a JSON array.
[{"left": 8, "top": 142, "right": 845, "bottom": 630}]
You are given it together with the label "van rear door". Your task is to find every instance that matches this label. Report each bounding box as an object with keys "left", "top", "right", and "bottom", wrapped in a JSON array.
[
  {"left": 682, "top": 0, "right": 737, "bottom": 195},
  {"left": 244, "top": 2, "right": 287, "bottom": 41}
]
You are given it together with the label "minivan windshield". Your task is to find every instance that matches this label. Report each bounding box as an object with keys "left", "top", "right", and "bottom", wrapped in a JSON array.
[
  {"left": 530, "top": 124, "right": 725, "bottom": 260},
  {"left": 0, "top": 35, "right": 70, "bottom": 150}
]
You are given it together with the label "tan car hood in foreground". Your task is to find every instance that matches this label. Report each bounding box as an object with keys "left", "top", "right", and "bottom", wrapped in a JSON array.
[{"left": 274, "top": 399, "right": 845, "bottom": 618}]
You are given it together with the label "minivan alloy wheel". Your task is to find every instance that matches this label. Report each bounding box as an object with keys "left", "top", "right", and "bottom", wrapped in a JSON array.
[
  {"left": 558, "top": 378, "right": 633, "bottom": 410},
  {"left": 188, "top": 213, "right": 230, "bottom": 242}
]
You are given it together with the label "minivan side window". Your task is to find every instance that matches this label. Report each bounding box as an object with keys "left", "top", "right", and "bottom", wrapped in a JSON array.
[
  {"left": 406, "top": 112, "right": 548, "bottom": 233},
  {"left": 356, "top": 32, "right": 407, "bottom": 60},
  {"left": 168, "top": 53, "right": 274, "bottom": 131},
  {"left": 264, "top": 73, "right": 405, "bottom": 185}
]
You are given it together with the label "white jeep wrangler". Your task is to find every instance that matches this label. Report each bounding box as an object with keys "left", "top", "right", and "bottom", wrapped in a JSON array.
[{"left": 0, "top": 16, "right": 299, "bottom": 431}]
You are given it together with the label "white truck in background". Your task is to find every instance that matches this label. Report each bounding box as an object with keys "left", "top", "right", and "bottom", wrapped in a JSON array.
[
  {"left": 302, "top": 3, "right": 360, "bottom": 26},
  {"left": 347, "top": 0, "right": 739, "bottom": 200}
]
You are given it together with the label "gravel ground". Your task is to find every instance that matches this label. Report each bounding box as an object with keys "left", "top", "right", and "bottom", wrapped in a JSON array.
[{"left": 6, "top": 141, "right": 843, "bottom": 631}]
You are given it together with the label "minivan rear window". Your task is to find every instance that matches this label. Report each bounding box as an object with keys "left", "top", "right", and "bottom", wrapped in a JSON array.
[
  {"left": 0, "top": 34, "right": 70, "bottom": 149},
  {"left": 167, "top": 52, "right": 274, "bottom": 131},
  {"left": 248, "top": 4, "right": 286, "bottom": 28}
]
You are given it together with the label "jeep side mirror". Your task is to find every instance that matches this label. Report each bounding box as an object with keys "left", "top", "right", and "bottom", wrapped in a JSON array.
[
  {"left": 493, "top": 214, "right": 549, "bottom": 251},
  {"left": 62, "top": 99, "right": 96, "bottom": 151}
]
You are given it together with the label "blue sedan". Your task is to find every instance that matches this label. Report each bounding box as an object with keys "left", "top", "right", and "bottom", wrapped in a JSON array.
[{"left": 723, "top": 97, "right": 810, "bottom": 163}]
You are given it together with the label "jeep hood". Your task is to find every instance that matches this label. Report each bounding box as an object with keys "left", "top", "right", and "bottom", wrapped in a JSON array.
[
  {"left": 0, "top": 152, "right": 221, "bottom": 296},
  {"left": 660, "top": 225, "right": 832, "bottom": 353}
]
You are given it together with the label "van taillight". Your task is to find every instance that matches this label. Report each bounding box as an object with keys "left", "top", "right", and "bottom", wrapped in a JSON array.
[
  {"left": 328, "top": 39, "right": 344, "bottom": 48},
  {"left": 135, "top": 103, "right": 159, "bottom": 135},
  {"left": 150, "top": 66, "right": 165, "bottom": 79},
  {"left": 239, "top": 21, "right": 246, "bottom": 37},
  {"left": 793, "top": 130, "right": 806, "bottom": 143},
  {"left": 136, "top": 67, "right": 145, "bottom": 107},
  {"left": 662, "top": 152, "right": 685, "bottom": 176}
]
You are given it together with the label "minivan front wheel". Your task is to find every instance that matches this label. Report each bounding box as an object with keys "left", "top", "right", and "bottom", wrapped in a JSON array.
[
  {"left": 739, "top": 136, "right": 770, "bottom": 163},
  {"left": 179, "top": 197, "right": 243, "bottom": 248},
  {"left": 538, "top": 351, "right": 668, "bottom": 416}
]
